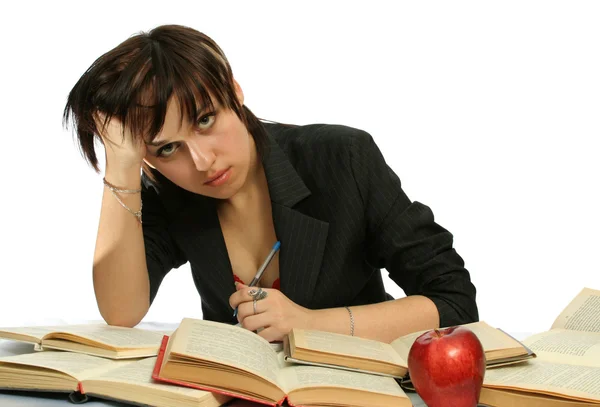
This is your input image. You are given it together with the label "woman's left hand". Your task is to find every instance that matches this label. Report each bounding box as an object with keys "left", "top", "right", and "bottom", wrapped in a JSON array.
[{"left": 229, "top": 282, "right": 313, "bottom": 342}]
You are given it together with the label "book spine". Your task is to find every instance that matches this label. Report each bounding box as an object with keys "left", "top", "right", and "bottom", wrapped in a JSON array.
[{"left": 151, "top": 335, "right": 170, "bottom": 379}]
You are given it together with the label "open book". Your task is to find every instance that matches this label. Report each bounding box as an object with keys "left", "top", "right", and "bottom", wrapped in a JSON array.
[
  {"left": 0, "top": 324, "right": 169, "bottom": 359},
  {"left": 283, "top": 320, "right": 534, "bottom": 379},
  {"left": 152, "top": 318, "right": 411, "bottom": 407},
  {"left": 480, "top": 287, "right": 600, "bottom": 406},
  {"left": 0, "top": 351, "right": 230, "bottom": 407}
]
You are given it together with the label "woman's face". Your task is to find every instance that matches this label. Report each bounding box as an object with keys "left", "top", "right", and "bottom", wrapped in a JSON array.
[{"left": 143, "top": 81, "right": 256, "bottom": 200}]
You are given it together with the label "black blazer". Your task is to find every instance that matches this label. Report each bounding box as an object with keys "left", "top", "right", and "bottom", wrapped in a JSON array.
[{"left": 141, "top": 122, "right": 478, "bottom": 327}]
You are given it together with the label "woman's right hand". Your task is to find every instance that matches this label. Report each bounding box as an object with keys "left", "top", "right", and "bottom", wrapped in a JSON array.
[{"left": 95, "top": 112, "right": 147, "bottom": 171}]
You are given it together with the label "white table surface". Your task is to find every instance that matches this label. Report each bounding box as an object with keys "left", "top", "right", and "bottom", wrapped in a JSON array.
[{"left": 0, "top": 321, "right": 528, "bottom": 407}]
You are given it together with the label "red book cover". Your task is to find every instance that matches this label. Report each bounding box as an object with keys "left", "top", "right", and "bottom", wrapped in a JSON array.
[{"left": 152, "top": 335, "right": 290, "bottom": 407}]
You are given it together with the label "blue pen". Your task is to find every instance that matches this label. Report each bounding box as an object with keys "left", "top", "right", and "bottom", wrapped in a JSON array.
[{"left": 233, "top": 241, "right": 281, "bottom": 318}]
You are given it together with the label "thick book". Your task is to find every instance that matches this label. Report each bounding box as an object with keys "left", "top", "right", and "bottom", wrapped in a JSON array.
[
  {"left": 0, "top": 323, "right": 169, "bottom": 359},
  {"left": 480, "top": 387, "right": 597, "bottom": 407},
  {"left": 283, "top": 320, "right": 535, "bottom": 379},
  {"left": 480, "top": 287, "right": 600, "bottom": 406},
  {"left": 0, "top": 350, "right": 231, "bottom": 407},
  {"left": 152, "top": 318, "right": 411, "bottom": 407}
]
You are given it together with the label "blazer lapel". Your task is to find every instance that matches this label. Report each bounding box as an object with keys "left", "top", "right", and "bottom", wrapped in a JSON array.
[
  {"left": 263, "top": 134, "right": 329, "bottom": 307},
  {"left": 271, "top": 203, "right": 329, "bottom": 307}
]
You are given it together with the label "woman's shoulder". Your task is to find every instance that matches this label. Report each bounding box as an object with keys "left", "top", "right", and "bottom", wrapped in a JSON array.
[{"left": 261, "top": 121, "right": 374, "bottom": 154}]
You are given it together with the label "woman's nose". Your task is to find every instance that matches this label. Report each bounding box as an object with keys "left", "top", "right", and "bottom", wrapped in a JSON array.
[{"left": 188, "top": 140, "right": 216, "bottom": 172}]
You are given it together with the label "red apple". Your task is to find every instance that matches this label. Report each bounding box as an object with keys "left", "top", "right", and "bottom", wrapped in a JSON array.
[{"left": 407, "top": 326, "right": 486, "bottom": 407}]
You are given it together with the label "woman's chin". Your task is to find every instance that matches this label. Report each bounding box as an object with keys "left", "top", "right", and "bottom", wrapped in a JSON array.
[{"left": 190, "top": 185, "right": 238, "bottom": 200}]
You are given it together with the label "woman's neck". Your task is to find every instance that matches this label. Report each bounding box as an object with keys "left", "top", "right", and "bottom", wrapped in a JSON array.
[
  {"left": 222, "top": 139, "right": 269, "bottom": 212},
  {"left": 229, "top": 169, "right": 267, "bottom": 211}
]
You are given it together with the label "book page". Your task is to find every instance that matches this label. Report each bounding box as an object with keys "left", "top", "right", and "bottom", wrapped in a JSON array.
[
  {"left": 277, "top": 353, "right": 405, "bottom": 396},
  {"left": 0, "top": 350, "right": 121, "bottom": 379},
  {"left": 292, "top": 329, "right": 405, "bottom": 366},
  {"left": 45, "top": 324, "right": 169, "bottom": 348},
  {"left": 551, "top": 288, "right": 600, "bottom": 332},
  {"left": 0, "top": 326, "right": 65, "bottom": 343},
  {"left": 523, "top": 329, "right": 600, "bottom": 367},
  {"left": 84, "top": 357, "right": 231, "bottom": 407},
  {"left": 391, "top": 321, "right": 521, "bottom": 360},
  {"left": 170, "top": 318, "right": 281, "bottom": 386},
  {"left": 484, "top": 359, "right": 600, "bottom": 402},
  {"left": 87, "top": 357, "right": 211, "bottom": 394}
]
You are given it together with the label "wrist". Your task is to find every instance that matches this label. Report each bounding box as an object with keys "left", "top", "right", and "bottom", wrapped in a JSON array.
[
  {"left": 305, "top": 308, "right": 331, "bottom": 332},
  {"left": 302, "top": 308, "right": 316, "bottom": 331},
  {"left": 105, "top": 149, "right": 144, "bottom": 172},
  {"left": 307, "top": 307, "right": 355, "bottom": 336},
  {"left": 104, "top": 164, "right": 143, "bottom": 190}
]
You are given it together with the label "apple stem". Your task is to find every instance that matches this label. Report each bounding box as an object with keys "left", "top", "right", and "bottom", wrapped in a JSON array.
[{"left": 434, "top": 329, "right": 442, "bottom": 338}]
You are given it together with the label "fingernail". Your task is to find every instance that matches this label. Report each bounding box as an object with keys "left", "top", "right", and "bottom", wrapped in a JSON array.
[{"left": 233, "top": 308, "right": 238, "bottom": 317}]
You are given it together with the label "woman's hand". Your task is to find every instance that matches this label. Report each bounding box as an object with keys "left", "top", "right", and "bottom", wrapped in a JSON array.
[
  {"left": 95, "top": 112, "right": 147, "bottom": 171},
  {"left": 230, "top": 283, "right": 313, "bottom": 342}
]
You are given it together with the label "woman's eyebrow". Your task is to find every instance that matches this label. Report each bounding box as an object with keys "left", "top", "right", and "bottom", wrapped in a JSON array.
[{"left": 145, "top": 139, "right": 170, "bottom": 147}]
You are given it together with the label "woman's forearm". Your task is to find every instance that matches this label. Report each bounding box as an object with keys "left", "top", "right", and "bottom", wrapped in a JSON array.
[
  {"left": 308, "top": 295, "right": 440, "bottom": 343},
  {"left": 93, "top": 164, "right": 150, "bottom": 327}
]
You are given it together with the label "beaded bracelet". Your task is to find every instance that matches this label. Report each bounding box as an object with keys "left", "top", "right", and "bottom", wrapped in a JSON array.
[{"left": 344, "top": 306, "right": 355, "bottom": 336}]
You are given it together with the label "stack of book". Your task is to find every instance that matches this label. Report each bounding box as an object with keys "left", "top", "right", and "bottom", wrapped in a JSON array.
[
  {"left": 479, "top": 287, "right": 600, "bottom": 407},
  {"left": 0, "top": 287, "right": 598, "bottom": 406},
  {"left": 0, "top": 323, "right": 230, "bottom": 407}
]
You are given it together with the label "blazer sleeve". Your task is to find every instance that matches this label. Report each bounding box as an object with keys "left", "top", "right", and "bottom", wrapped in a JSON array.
[
  {"left": 349, "top": 131, "right": 478, "bottom": 327},
  {"left": 141, "top": 182, "right": 187, "bottom": 304}
]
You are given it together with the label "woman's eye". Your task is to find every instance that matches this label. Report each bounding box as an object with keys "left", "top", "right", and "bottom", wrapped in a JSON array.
[
  {"left": 196, "top": 113, "right": 216, "bottom": 129},
  {"left": 157, "top": 143, "right": 179, "bottom": 158}
]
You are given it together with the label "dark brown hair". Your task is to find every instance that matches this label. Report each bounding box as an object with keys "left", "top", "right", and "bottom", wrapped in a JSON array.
[{"left": 63, "top": 24, "right": 269, "bottom": 180}]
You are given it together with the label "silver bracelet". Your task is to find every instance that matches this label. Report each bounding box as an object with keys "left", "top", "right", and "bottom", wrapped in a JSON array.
[
  {"left": 103, "top": 178, "right": 143, "bottom": 224},
  {"left": 103, "top": 177, "right": 142, "bottom": 194},
  {"left": 344, "top": 306, "right": 354, "bottom": 336},
  {"left": 108, "top": 188, "right": 143, "bottom": 224}
]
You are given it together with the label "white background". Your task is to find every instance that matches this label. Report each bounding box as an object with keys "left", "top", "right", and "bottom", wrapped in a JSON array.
[{"left": 0, "top": 1, "right": 598, "bottom": 336}]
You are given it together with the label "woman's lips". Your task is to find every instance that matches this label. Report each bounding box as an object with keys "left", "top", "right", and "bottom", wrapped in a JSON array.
[{"left": 204, "top": 168, "right": 231, "bottom": 187}]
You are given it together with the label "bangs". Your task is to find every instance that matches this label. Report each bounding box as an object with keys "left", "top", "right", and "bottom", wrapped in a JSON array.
[{"left": 115, "top": 41, "right": 239, "bottom": 143}]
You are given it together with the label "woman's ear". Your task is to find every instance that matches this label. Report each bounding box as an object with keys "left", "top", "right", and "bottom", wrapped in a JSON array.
[{"left": 233, "top": 78, "right": 244, "bottom": 105}]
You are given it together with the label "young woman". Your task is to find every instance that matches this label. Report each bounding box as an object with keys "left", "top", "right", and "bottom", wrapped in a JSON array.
[{"left": 63, "top": 24, "right": 478, "bottom": 343}]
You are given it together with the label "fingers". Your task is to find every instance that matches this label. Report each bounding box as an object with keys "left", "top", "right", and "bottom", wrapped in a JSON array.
[
  {"left": 93, "top": 111, "right": 117, "bottom": 139},
  {"left": 93, "top": 111, "right": 107, "bottom": 127},
  {"left": 256, "top": 327, "right": 282, "bottom": 343},
  {"left": 240, "top": 312, "right": 271, "bottom": 333},
  {"left": 235, "top": 301, "right": 254, "bottom": 323},
  {"left": 238, "top": 308, "right": 286, "bottom": 343},
  {"left": 229, "top": 284, "right": 248, "bottom": 309},
  {"left": 91, "top": 111, "right": 146, "bottom": 164},
  {"left": 229, "top": 285, "right": 270, "bottom": 310},
  {"left": 236, "top": 297, "right": 268, "bottom": 323}
]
